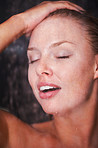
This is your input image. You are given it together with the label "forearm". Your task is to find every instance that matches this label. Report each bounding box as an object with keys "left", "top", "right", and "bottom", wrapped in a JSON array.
[
  {"left": 0, "top": 1, "right": 83, "bottom": 53},
  {"left": 0, "top": 14, "right": 26, "bottom": 53}
]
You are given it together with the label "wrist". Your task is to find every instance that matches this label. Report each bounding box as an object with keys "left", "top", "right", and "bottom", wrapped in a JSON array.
[
  {"left": 11, "top": 13, "right": 27, "bottom": 35},
  {"left": 17, "top": 11, "right": 30, "bottom": 34}
]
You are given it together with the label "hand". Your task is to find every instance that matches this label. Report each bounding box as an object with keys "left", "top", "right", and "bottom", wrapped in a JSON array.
[
  {"left": 0, "top": 1, "right": 84, "bottom": 52},
  {"left": 20, "top": 1, "right": 84, "bottom": 34}
]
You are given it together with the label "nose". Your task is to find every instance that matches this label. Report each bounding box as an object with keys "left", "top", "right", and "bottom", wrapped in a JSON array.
[{"left": 36, "top": 59, "right": 53, "bottom": 77}]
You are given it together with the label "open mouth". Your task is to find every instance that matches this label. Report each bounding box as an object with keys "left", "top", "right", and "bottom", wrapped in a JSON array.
[
  {"left": 40, "top": 86, "right": 61, "bottom": 93},
  {"left": 38, "top": 83, "right": 61, "bottom": 99}
]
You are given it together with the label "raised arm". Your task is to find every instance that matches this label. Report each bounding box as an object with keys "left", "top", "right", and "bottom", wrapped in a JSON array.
[{"left": 0, "top": 1, "right": 84, "bottom": 53}]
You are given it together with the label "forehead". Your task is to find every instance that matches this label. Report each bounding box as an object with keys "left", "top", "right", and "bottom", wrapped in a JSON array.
[{"left": 29, "top": 17, "right": 87, "bottom": 49}]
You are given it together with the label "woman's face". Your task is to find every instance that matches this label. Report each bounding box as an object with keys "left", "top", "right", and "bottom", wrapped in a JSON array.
[{"left": 27, "top": 17, "right": 96, "bottom": 115}]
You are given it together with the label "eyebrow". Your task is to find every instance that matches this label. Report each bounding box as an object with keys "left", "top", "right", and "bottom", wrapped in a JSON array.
[
  {"left": 50, "top": 40, "right": 75, "bottom": 48},
  {"left": 27, "top": 40, "right": 75, "bottom": 51}
]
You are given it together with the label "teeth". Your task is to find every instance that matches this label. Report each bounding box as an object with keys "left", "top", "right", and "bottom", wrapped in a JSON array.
[{"left": 40, "top": 86, "right": 55, "bottom": 91}]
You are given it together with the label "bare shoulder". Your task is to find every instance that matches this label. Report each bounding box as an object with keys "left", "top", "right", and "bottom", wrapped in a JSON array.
[
  {"left": 0, "top": 110, "right": 33, "bottom": 147},
  {"left": 0, "top": 110, "right": 9, "bottom": 148},
  {"left": 0, "top": 110, "right": 62, "bottom": 148},
  {"left": 0, "top": 110, "right": 43, "bottom": 147}
]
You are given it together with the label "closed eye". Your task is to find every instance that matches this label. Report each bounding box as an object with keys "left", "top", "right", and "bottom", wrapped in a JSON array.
[
  {"left": 28, "top": 59, "right": 39, "bottom": 64},
  {"left": 57, "top": 56, "right": 70, "bottom": 59}
]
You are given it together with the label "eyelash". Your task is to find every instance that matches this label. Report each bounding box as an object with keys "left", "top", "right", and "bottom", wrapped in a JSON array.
[
  {"left": 57, "top": 56, "right": 69, "bottom": 59},
  {"left": 28, "top": 55, "right": 70, "bottom": 64},
  {"left": 28, "top": 59, "right": 38, "bottom": 64}
]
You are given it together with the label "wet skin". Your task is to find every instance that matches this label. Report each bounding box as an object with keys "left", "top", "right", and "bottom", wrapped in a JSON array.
[
  {"left": 28, "top": 17, "right": 96, "bottom": 115},
  {"left": 26, "top": 17, "right": 98, "bottom": 147},
  {"left": 0, "top": 16, "right": 97, "bottom": 148},
  {"left": 1, "top": 1, "right": 98, "bottom": 148}
]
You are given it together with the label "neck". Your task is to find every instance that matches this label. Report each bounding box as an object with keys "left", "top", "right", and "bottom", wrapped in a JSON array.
[{"left": 53, "top": 79, "right": 98, "bottom": 148}]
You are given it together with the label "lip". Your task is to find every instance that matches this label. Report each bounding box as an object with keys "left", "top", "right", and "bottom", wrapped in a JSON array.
[{"left": 37, "top": 82, "right": 61, "bottom": 99}]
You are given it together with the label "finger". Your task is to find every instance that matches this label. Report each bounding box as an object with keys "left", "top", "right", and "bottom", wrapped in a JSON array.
[
  {"left": 24, "top": 1, "right": 85, "bottom": 34},
  {"left": 39, "top": 1, "right": 84, "bottom": 13},
  {"left": 65, "top": 1, "right": 85, "bottom": 12},
  {"left": 52, "top": 1, "right": 85, "bottom": 12}
]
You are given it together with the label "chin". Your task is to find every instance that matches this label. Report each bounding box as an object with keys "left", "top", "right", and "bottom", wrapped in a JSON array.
[
  {"left": 41, "top": 101, "right": 83, "bottom": 117},
  {"left": 41, "top": 103, "right": 66, "bottom": 116},
  {"left": 41, "top": 104, "right": 58, "bottom": 115}
]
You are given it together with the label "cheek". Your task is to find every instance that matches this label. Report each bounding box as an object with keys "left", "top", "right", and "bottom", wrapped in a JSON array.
[
  {"left": 28, "top": 66, "right": 36, "bottom": 89},
  {"left": 28, "top": 67, "right": 39, "bottom": 100},
  {"left": 57, "top": 57, "right": 94, "bottom": 90},
  {"left": 54, "top": 60, "right": 94, "bottom": 111},
  {"left": 28, "top": 67, "right": 32, "bottom": 88}
]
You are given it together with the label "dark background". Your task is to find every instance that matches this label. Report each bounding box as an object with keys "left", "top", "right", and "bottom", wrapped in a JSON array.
[{"left": 0, "top": 0, "right": 98, "bottom": 124}]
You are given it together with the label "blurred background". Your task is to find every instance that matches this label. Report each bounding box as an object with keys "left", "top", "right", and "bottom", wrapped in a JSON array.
[{"left": 0, "top": 0, "right": 98, "bottom": 124}]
